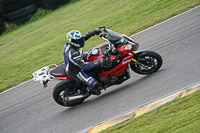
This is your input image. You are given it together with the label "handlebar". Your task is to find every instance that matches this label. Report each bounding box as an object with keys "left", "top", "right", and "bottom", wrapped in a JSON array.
[
  {"left": 98, "top": 26, "right": 115, "bottom": 54},
  {"left": 99, "top": 26, "right": 108, "bottom": 39},
  {"left": 98, "top": 26, "right": 116, "bottom": 67},
  {"left": 99, "top": 35, "right": 113, "bottom": 67},
  {"left": 99, "top": 26, "right": 107, "bottom": 31}
]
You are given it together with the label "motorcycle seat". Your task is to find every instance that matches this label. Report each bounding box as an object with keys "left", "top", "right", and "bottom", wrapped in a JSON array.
[{"left": 50, "top": 63, "right": 67, "bottom": 77}]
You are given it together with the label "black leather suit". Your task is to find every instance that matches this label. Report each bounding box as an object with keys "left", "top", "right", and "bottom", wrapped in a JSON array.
[{"left": 63, "top": 30, "right": 100, "bottom": 89}]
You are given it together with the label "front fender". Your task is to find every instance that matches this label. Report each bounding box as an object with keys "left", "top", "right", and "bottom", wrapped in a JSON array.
[{"left": 134, "top": 49, "right": 148, "bottom": 57}]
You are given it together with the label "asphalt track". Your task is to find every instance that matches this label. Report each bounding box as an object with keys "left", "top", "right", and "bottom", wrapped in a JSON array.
[{"left": 1, "top": 5, "right": 200, "bottom": 133}]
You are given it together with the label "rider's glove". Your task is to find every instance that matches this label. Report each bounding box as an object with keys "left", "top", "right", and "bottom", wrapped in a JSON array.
[
  {"left": 87, "top": 28, "right": 102, "bottom": 36},
  {"left": 94, "top": 28, "right": 102, "bottom": 35}
]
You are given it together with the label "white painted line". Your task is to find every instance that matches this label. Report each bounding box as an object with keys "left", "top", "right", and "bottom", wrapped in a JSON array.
[
  {"left": 131, "top": 5, "right": 200, "bottom": 37},
  {"left": 0, "top": 79, "right": 33, "bottom": 95}
]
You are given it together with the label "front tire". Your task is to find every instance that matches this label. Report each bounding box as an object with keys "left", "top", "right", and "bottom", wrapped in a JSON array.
[{"left": 130, "top": 51, "right": 163, "bottom": 75}]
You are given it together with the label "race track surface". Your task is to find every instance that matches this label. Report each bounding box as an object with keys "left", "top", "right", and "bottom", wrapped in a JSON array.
[{"left": 1, "top": 6, "right": 200, "bottom": 133}]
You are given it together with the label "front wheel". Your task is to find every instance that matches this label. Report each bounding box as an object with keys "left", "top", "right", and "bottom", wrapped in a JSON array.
[{"left": 130, "top": 50, "right": 163, "bottom": 75}]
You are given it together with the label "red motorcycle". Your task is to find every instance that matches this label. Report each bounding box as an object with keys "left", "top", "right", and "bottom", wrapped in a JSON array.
[{"left": 32, "top": 26, "right": 163, "bottom": 107}]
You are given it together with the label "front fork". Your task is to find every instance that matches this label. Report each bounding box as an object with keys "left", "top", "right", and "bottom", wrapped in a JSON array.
[{"left": 131, "top": 51, "right": 139, "bottom": 64}]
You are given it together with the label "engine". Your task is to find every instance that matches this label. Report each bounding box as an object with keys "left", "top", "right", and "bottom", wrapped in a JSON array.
[{"left": 100, "top": 76, "right": 118, "bottom": 84}]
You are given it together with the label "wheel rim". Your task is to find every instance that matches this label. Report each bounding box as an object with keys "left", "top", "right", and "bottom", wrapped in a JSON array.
[
  {"left": 58, "top": 88, "right": 74, "bottom": 104},
  {"left": 135, "top": 56, "right": 158, "bottom": 73},
  {"left": 58, "top": 90, "right": 65, "bottom": 103}
]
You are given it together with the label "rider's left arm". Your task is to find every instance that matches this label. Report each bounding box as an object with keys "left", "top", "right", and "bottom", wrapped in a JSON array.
[
  {"left": 83, "top": 28, "right": 102, "bottom": 41},
  {"left": 83, "top": 49, "right": 92, "bottom": 61}
]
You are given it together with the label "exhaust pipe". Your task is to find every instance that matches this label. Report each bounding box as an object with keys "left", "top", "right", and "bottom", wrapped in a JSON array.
[{"left": 64, "top": 94, "right": 88, "bottom": 106}]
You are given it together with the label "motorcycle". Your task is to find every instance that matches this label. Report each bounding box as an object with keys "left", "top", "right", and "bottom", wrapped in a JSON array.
[{"left": 32, "top": 26, "right": 163, "bottom": 107}]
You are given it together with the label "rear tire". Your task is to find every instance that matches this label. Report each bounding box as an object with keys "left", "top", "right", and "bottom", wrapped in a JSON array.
[
  {"left": 0, "top": 17, "right": 5, "bottom": 35},
  {"left": 1, "top": 0, "right": 36, "bottom": 14},
  {"left": 53, "top": 80, "right": 86, "bottom": 107},
  {"left": 4, "top": 3, "right": 38, "bottom": 22},
  {"left": 1, "top": 0, "right": 19, "bottom": 6},
  {"left": 37, "top": 0, "right": 68, "bottom": 9},
  {"left": 130, "top": 51, "right": 162, "bottom": 75},
  {"left": 12, "top": 14, "right": 34, "bottom": 24}
]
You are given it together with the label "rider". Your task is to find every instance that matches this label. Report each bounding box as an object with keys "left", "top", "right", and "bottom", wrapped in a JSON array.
[{"left": 63, "top": 28, "right": 104, "bottom": 95}]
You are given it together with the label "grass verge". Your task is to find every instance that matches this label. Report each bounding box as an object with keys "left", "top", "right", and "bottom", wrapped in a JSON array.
[
  {"left": 0, "top": 0, "right": 200, "bottom": 92},
  {"left": 101, "top": 90, "right": 200, "bottom": 133}
]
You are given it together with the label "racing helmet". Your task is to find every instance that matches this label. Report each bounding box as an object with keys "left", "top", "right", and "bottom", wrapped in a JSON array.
[{"left": 66, "top": 30, "right": 85, "bottom": 48}]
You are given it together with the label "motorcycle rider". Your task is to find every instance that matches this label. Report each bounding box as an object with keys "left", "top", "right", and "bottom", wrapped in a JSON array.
[{"left": 63, "top": 28, "right": 104, "bottom": 95}]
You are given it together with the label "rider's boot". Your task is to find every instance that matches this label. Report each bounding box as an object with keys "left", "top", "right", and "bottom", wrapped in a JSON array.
[
  {"left": 87, "top": 80, "right": 101, "bottom": 95},
  {"left": 88, "top": 87, "right": 101, "bottom": 95}
]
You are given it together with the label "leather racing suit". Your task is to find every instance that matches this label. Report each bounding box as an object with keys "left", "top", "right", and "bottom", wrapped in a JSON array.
[{"left": 63, "top": 30, "right": 102, "bottom": 94}]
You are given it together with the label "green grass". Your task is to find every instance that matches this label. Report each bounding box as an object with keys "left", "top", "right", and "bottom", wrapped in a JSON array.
[
  {"left": 101, "top": 90, "right": 200, "bottom": 133},
  {"left": 0, "top": 0, "right": 200, "bottom": 92}
]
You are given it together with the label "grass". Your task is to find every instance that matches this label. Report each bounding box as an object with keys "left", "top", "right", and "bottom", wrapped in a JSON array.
[
  {"left": 0, "top": 0, "right": 200, "bottom": 92},
  {"left": 101, "top": 90, "right": 200, "bottom": 133}
]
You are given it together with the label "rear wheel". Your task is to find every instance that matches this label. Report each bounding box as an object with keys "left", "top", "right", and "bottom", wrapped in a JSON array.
[
  {"left": 130, "top": 51, "right": 162, "bottom": 75},
  {"left": 53, "top": 80, "right": 86, "bottom": 107}
]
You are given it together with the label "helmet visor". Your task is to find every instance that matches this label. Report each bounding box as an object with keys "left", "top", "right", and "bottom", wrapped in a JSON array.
[{"left": 71, "top": 36, "right": 85, "bottom": 47}]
